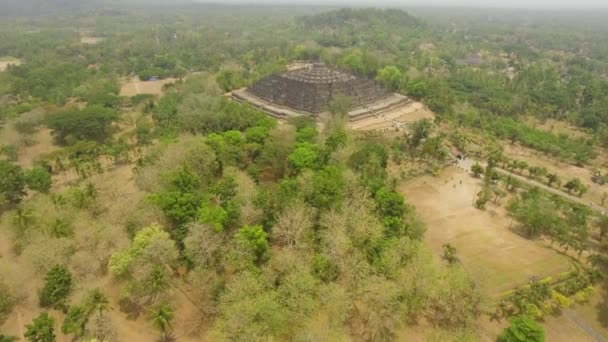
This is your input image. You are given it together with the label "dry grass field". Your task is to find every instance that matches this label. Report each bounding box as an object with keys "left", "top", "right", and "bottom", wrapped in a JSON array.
[
  {"left": 0, "top": 57, "right": 22, "bottom": 71},
  {"left": 80, "top": 37, "right": 105, "bottom": 45},
  {"left": 399, "top": 167, "right": 572, "bottom": 296},
  {"left": 119, "top": 77, "right": 177, "bottom": 97},
  {"left": 399, "top": 166, "right": 608, "bottom": 341}
]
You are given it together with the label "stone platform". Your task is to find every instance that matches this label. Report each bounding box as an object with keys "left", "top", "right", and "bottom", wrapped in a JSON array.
[{"left": 230, "top": 89, "right": 414, "bottom": 124}]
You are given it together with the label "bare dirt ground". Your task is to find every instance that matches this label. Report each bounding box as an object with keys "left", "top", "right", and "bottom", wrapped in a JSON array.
[
  {"left": 0, "top": 57, "right": 21, "bottom": 72},
  {"left": 119, "top": 77, "right": 177, "bottom": 97},
  {"left": 349, "top": 101, "right": 434, "bottom": 131},
  {"left": 399, "top": 167, "right": 571, "bottom": 296}
]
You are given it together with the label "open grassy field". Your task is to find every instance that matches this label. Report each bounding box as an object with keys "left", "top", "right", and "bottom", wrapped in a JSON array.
[
  {"left": 399, "top": 167, "right": 572, "bottom": 296},
  {"left": 119, "top": 77, "right": 177, "bottom": 97}
]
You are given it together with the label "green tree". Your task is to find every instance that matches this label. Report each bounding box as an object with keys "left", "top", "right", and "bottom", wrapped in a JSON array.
[
  {"left": 61, "top": 305, "right": 88, "bottom": 337},
  {"left": 0, "top": 335, "right": 17, "bottom": 342},
  {"left": 471, "top": 163, "right": 484, "bottom": 178},
  {"left": 288, "top": 143, "right": 320, "bottom": 172},
  {"left": 86, "top": 288, "right": 111, "bottom": 315},
  {"left": 198, "top": 202, "right": 228, "bottom": 233},
  {"left": 236, "top": 225, "right": 270, "bottom": 262},
  {"left": 564, "top": 178, "right": 584, "bottom": 196},
  {"left": 376, "top": 65, "right": 403, "bottom": 91},
  {"left": 24, "top": 313, "right": 56, "bottom": 342},
  {"left": 307, "top": 166, "right": 345, "bottom": 210},
  {"left": 12, "top": 205, "right": 35, "bottom": 231},
  {"left": 0, "top": 160, "right": 26, "bottom": 204},
  {"left": 499, "top": 315, "right": 545, "bottom": 342},
  {"left": 25, "top": 166, "right": 52, "bottom": 193},
  {"left": 442, "top": 243, "right": 458, "bottom": 264},
  {"left": 39, "top": 265, "right": 72, "bottom": 308},
  {"left": 546, "top": 173, "right": 559, "bottom": 187},
  {"left": 46, "top": 105, "right": 119, "bottom": 144},
  {"left": 149, "top": 304, "right": 174, "bottom": 341}
]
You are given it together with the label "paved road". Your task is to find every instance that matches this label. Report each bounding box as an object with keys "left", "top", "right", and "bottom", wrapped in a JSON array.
[{"left": 455, "top": 158, "right": 607, "bottom": 215}]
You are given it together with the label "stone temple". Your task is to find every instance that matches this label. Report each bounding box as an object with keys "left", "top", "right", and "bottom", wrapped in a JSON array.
[{"left": 231, "top": 62, "right": 412, "bottom": 123}]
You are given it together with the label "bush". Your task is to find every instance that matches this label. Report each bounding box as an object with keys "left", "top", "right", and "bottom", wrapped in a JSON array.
[
  {"left": 24, "top": 313, "right": 56, "bottom": 342},
  {"left": 0, "top": 279, "right": 15, "bottom": 325},
  {"left": 0, "top": 160, "right": 26, "bottom": 204},
  {"left": 500, "top": 315, "right": 545, "bottom": 342},
  {"left": 25, "top": 166, "right": 52, "bottom": 193},
  {"left": 39, "top": 265, "right": 73, "bottom": 308}
]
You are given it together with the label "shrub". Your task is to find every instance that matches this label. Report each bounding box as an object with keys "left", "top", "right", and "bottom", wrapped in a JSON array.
[
  {"left": 499, "top": 315, "right": 545, "bottom": 342},
  {"left": 0, "top": 279, "right": 15, "bottom": 324},
  {"left": 39, "top": 265, "right": 73, "bottom": 308}
]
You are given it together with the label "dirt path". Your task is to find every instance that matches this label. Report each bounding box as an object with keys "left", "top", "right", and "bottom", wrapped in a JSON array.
[
  {"left": 456, "top": 158, "right": 607, "bottom": 214},
  {"left": 564, "top": 310, "right": 608, "bottom": 342}
]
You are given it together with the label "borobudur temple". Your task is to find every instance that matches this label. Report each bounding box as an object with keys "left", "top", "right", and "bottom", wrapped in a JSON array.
[{"left": 231, "top": 62, "right": 412, "bottom": 122}]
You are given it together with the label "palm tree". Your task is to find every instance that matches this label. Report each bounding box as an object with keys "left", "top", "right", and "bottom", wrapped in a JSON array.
[
  {"left": 149, "top": 304, "right": 174, "bottom": 341},
  {"left": 12, "top": 206, "right": 35, "bottom": 231},
  {"left": 86, "top": 288, "right": 111, "bottom": 316}
]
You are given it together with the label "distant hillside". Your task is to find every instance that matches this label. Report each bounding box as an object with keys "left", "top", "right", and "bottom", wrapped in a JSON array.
[{"left": 297, "top": 8, "right": 425, "bottom": 48}]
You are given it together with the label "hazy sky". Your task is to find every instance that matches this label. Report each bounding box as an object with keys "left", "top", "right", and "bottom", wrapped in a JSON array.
[{"left": 195, "top": 0, "right": 608, "bottom": 8}]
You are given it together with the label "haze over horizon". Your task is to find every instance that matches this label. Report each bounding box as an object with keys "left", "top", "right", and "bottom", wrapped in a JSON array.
[{"left": 193, "top": 0, "right": 608, "bottom": 9}]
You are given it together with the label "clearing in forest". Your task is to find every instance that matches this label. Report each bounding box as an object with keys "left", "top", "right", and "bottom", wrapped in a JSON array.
[
  {"left": 119, "top": 77, "right": 177, "bottom": 97},
  {"left": 0, "top": 57, "right": 22, "bottom": 71},
  {"left": 399, "top": 167, "right": 571, "bottom": 296}
]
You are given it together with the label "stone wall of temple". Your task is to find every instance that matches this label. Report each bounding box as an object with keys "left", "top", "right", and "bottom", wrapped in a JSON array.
[{"left": 247, "top": 63, "right": 389, "bottom": 114}]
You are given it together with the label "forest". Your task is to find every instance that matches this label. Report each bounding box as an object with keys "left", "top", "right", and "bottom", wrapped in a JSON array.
[{"left": 0, "top": 2, "right": 608, "bottom": 341}]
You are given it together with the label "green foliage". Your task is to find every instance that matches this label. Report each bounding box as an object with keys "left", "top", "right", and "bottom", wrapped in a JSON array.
[
  {"left": 149, "top": 303, "right": 175, "bottom": 338},
  {"left": 288, "top": 142, "right": 320, "bottom": 172},
  {"left": 376, "top": 65, "right": 403, "bottom": 91},
  {"left": 151, "top": 191, "right": 203, "bottom": 227},
  {"left": 46, "top": 105, "right": 119, "bottom": 145},
  {"left": 442, "top": 243, "right": 458, "bottom": 264},
  {"left": 471, "top": 163, "right": 484, "bottom": 178},
  {"left": 198, "top": 202, "right": 228, "bottom": 232},
  {"left": 0, "top": 160, "right": 26, "bottom": 204},
  {"left": 236, "top": 225, "right": 270, "bottom": 262},
  {"left": 0, "top": 279, "right": 14, "bottom": 325},
  {"left": 24, "top": 313, "right": 56, "bottom": 342},
  {"left": 307, "top": 166, "right": 345, "bottom": 210},
  {"left": 39, "top": 265, "right": 73, "bottom": 308},
  {"left": 25, "top": 166, "right": 52, "bottom": 193},
  {"left": 499, "top": 315, "right": 545, "bottom": 342},
  {"left": 61, "top": 305, "right": 88, "bottom": 336},
  {"left": 109, "top": 224, "right": 178, "bottom": 278},
  {"left": 312, "top": 254, "right": 340, "bottom": 283},
  {"left": 0, "top": 335, "right": 17, "bottom": 342},
  {"left": 460, "top": 111, "right": 596, "bottom": 163}
]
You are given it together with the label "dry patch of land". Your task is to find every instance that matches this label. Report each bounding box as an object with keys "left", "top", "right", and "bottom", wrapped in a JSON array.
[
  {"left": 80, "top": 36, "right": 105, "bottom": 45},
  {"left": 17, "top": 128, "right": 61, "bottom": 169},
  {"left": 120, "top": 77, "right": 177, "bottom": 97},
  {"left": 0, "top": 57, "right": 22, "bottom": 71},
  {"left": 399, "top": 167, "right": 571, "bottom": 296}
]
